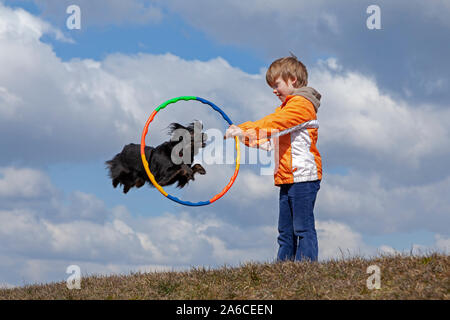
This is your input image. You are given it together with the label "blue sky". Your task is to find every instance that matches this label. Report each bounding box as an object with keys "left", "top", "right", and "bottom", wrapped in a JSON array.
[
  {"left": 5, "top": 0, "right": 265, "bottom": 73},
  {"left": 0, "top": 0, "right": 449, "bottom": 287}
]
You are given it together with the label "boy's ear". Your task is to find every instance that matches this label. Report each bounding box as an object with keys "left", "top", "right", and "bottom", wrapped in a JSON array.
[{"left": 290, "top": 76, "right": 298, "bottom": 86}]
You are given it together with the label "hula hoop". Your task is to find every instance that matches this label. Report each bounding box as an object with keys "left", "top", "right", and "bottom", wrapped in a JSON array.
[{"left": 140, "top": 96, "right": 240, "bottom": 206}]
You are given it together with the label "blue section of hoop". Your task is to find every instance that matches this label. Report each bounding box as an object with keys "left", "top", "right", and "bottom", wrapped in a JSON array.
[
  {"left": 196, "top": 97, "right": 233, "bottom": 125},
  {"left": 166, "top": 194, "right": 211, "bottom": 206}
]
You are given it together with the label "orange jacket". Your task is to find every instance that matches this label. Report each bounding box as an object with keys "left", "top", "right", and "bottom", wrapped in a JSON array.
[{"left": 237, "top": 87, "right": 322, "bottom": 186}]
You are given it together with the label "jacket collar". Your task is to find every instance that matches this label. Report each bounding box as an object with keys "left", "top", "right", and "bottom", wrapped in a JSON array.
[{"left": 281, "top": 86, "right": 321, "bottom": 112}]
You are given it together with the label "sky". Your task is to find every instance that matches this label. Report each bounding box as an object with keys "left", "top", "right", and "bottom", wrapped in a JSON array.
[{"left": 0, "top": 0, "right": 449, "bottom": 287}]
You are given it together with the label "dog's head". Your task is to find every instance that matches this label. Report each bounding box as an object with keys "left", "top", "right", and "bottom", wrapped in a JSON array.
[{"left": 167, "top": 120, "right": 207, "bottom": 163}]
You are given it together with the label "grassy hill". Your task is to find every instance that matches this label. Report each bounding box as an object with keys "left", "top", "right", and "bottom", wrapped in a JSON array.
[{"left": 1, "top": 253, "right": 448, "bottom": 300}]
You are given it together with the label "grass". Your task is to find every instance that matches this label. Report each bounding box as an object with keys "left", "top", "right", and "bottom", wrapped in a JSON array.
[{"left": 0, "top": 253, "right": 448, "bottom": 300}]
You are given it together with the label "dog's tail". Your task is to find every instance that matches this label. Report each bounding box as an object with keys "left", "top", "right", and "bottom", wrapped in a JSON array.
[{"left": 105, "top": 157, "right": 130, "bottom": 188}]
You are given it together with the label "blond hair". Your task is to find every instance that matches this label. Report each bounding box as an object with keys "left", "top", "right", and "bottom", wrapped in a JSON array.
[{"left": 266, "top": 53, "right": 308, "bottom": 88}]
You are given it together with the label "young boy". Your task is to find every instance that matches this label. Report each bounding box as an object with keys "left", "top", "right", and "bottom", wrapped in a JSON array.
[{"left": 224, "top": 55, "right": 322, "bottom": 262}]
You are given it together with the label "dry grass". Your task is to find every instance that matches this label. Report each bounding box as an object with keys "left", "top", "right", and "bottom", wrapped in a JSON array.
[{"left": 1, "top": 253, "right": 448, "bottom": 300}]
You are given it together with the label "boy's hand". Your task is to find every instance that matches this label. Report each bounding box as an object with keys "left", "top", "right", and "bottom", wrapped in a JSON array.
[
  {"left": 224, "top": 125, "right": 272, "bottom": 150},
  {"left": 258, "top": 139, "right": 273, "bottom": 151},
  {"left": 224, "top": 125, "right": 243, "bottom": 139}
]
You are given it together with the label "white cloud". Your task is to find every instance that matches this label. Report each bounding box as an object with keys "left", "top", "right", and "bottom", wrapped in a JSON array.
[
  {"left": 316, "top": 220, "right": 371, "bottom": 260},
  {"left": 0, "top": 167, "right": 56, "bottom": 199},
  {"left": 5, "top": 2, "right": 448, "bottom": 179},
  {"left": 317, "top": 170, "right": 450, "bottom": 234},
  {"left": 0, "top": 282, "right": 15, "bottom": 289},
  {"left": 378, "top": 245, "right": 398, "bottom": 255},
  {"left": 0, "top": 3, "right": 274, "bottom": 165},
  {"left": 61, "top": 191, "right": 110, "bottom": 222},
  {"left": 0, "top": 86, "right": 22, "bottom": 119},
  {"left": 378, "top": 234, "right": 450, "bottom": 257},
  {"left": 0, "top": 2, "right": 73, "bottom": 42},
  {"left": 312, "top": 60, "right": 450, "bottom": 167},
  {"left": 162, "top": 0, "right": 450, "bottom": 108},
  {"left": 0, "top": 166, "right": 112, "bottom": 223},
  {"left": 431, "top": 234, "right": 450, "bottom": 254},
  {"left": 0, "top": 166, "right": 274, "bottom": 284},
  {"left": 0, "top": 165, "right": 377, "bottom": 285},
  {"left": 1, "top": 165, "right": 448, "bottom": 286},
  {"left": 188, "top": 166, "right": 276, "bottom": 203}
]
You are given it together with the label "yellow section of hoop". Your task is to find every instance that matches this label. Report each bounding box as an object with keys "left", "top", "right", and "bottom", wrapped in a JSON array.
[{"left": 141, "top": 153, "right": 168, "bottom": 197}]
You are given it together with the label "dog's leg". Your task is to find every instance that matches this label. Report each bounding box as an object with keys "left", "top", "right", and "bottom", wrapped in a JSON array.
[
  {"left": 175, "top": 164, "right": 194, "bottom": 188},
  {"left": 119, "top": 172, "right": 135, "bottom": 194},
  {"left": 123, "top": 184, "right": 132, "bottom": 194},
  {"left": 112, "top": 178, "right": 120, "bottom": 188},
  {"left": 135, "top": 177, "right": 145, "bottom": 188},
  {"left": 157, "top": 166, "right": 190, "bottom": 186},
  {"left": 191, "top": 164, "right": 206, "bottom": 175}
]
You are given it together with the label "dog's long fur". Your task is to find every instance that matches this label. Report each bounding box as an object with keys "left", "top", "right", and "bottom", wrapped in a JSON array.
[{"left": 106, "top": 121, "right": 207, "bottom": 194}]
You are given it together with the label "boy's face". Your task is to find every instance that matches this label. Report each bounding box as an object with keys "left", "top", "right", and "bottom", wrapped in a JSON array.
[{"left": 272, "top": 76, "right": 297, "bottom": 103}]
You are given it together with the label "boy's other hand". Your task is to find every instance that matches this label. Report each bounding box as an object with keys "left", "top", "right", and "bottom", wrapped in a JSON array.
[{"left": 224, "top": 125, "right": 243, "bottom": 139}]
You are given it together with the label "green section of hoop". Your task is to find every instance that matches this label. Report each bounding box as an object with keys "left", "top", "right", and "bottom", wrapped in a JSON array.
[{"left": 155, "top": 96, "right": 197, "bottom": 112}]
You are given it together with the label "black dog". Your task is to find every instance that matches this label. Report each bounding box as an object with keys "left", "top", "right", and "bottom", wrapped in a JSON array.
[{"left": 106, "top": 121, "right": 207, "bottom": 194}]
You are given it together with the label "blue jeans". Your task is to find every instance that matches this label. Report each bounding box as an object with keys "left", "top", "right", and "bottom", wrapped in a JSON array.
[{"left": 277, "top": 180, "right": 320, "bottom": 262}]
